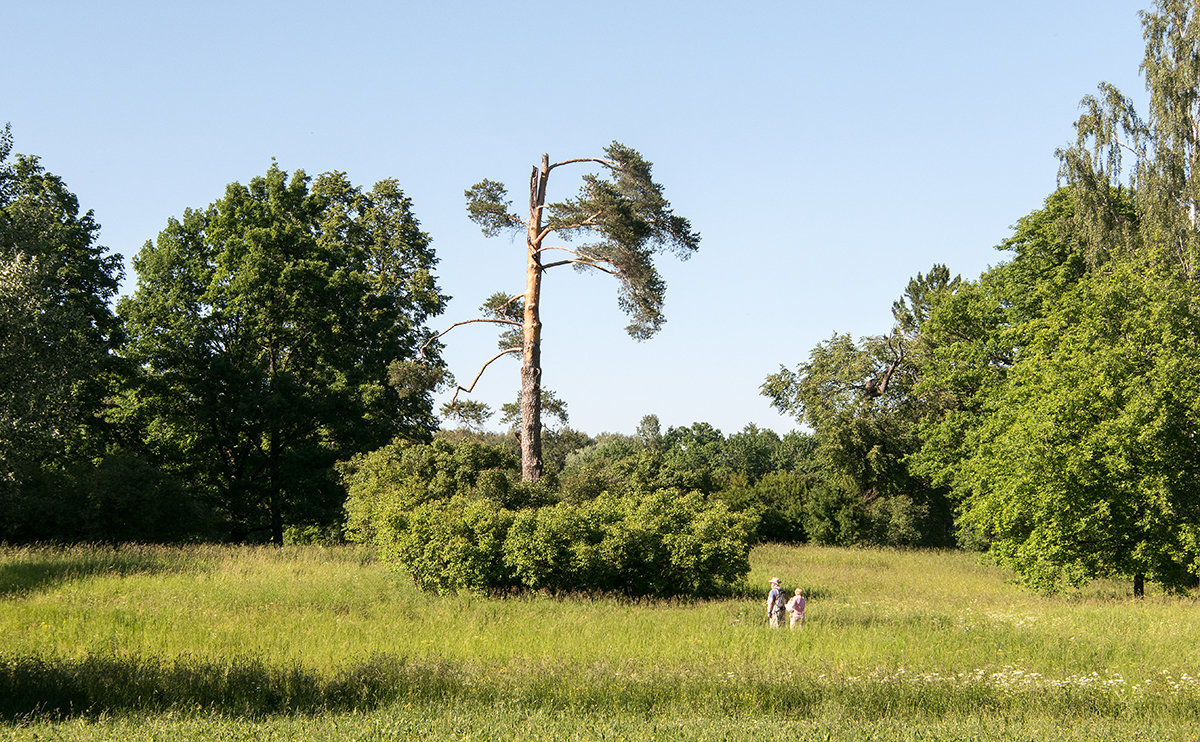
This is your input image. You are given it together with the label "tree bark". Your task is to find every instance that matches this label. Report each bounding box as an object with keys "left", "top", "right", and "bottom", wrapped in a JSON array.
[{"left": 520, "top": 155, "right": 549, "bottom": 481}]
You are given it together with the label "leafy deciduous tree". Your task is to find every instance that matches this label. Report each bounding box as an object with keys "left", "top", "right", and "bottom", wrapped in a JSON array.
[
  {"left": 761, "top": 268, "right": 959, "bottom": 547},
  {"left": 0, "top": 125, "right": 125, "bottom": 539},
  {"left": 942, "top": 0, "right": 1200, "bottom": 594},
  {"left": 119, "top": 164, "right": 446, "bottom": 544}
]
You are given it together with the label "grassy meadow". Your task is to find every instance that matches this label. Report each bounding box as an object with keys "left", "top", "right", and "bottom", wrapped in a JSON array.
[{"left": 1, "top": 542, "right": 1198, "bottom": 740}]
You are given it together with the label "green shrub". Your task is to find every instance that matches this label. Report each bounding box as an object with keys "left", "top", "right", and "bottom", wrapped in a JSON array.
[
  {"left": 502, "top": 502, "right": 591, "bottom": 590},
  {"left": 868, "top": 493, "right": 927, "bottom": 547},
  {"left": 715, "top": 470, "right": 807, "bottom": 543},
  {"left": 340, "top": 438, "right": 519, "bottom": 544},
  {"left": 384, "top": 496, "right": 516, "bottom": 594},
  {"left": 803, "top": 482, "right": 869, "bottom": 546},
  {"left": 345, "top": 438, "right": 755, "bottom": 597},
  {"left": 503, "top": 491, "right": 753, "bottom": 597}
]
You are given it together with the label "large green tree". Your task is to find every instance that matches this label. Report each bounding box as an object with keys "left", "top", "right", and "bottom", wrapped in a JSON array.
[
  {"left": 439, "top": 143, "right": 699, "bottom": 481},
  {"left": 761, "top": 267, "right": 958, "bottom": 547},
  {"left": 908, "top": 190, "right": 1094, "bottom": 513},
  {"left": 934, "top": 0, "right": 1200, "bottom": 594},
  {"left": 0, "top": 125, "right": 125, "bottom": 539},
  {"left": 949, "top": 263, "right": 1200, "bottom": 593},
  {"left": 119, "top": 164, "right": 446, "bottom": 544}
]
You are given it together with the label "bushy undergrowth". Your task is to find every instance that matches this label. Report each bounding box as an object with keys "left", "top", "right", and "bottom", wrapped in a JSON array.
[{"left": 341, "top": 437, "right": 755, "bottom": 596}]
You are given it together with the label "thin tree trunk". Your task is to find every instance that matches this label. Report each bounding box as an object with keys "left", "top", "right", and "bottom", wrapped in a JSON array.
[
  {"left": 268, "top": 345, "right": 284, "bottom": 545},
  {"left": 520, "top": 155, "right": 549, "bottom": 481},
  {"left": 268, "top": 425, "right": 284, "bottom": 546}
]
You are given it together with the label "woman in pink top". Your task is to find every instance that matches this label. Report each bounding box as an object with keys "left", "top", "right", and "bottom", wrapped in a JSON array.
[{"left": 785, "top": 587, "right": 806, "bottom": 629}]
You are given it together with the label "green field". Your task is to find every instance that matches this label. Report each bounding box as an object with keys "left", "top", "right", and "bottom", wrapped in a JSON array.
[{"left": 1, "top": 543, "right": 1197, "bottom": 740}]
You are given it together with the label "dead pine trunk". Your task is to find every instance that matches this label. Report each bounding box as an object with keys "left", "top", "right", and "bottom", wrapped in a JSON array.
[{"left": 520, "top": 155, "right": 549, "bottom": 482}]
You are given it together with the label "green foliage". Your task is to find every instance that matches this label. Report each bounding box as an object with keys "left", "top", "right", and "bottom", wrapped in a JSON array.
[
  {"left": 952, "top": 264, "right": 1200, "bottom": 592},
  {"left": 463, "top": 179, "right": 520, "bottom": 237},
  {"left": 343, "top": 436, "right": 754, "bottom": 597},
  {"left": 479, "top": 291, "right": 523, "bottom": 351},
  {"left": 1057, "top": 0, "right": 1200, "bottom": 278},
  {"left": 78, "top": 451, "right": 215, "bottom": 543},
  {"left": 502, "top": 491, "right": 754, "bottom": 597},
  {"left": 546, "top": 142, "right": 701, "bottom": 339},
  {"left": 635, "top": 413, "right": 662, "bottom": 448},
  {"left": 387, "top": 496, "right": 516, "bottom": 594},
  {"left": 119, "top": 163, "right": 447, "bottom": 543},
  {"left": 901, "top": 183, "right": 1200, "bottom": 591},
  {"left": 499, "top": 389, "right": 569, "bottom": 431},
  {"left": 801, "top": 482, "right": 870, "bottom": 546},
  {"left": 762, "top": 274, "right": 958, "bottom": 549},
  {"left": 557, "top": 423, "right": 818, "bottom": 544},
  {"left": 715, "top": 470, "right": 810, "bottom": 543},
  {"left": 340, "top": 437, "right": 520, "bottom": 545},
  {"left": 0, "top": 126, "right": 137, "bottom": 542},
  {"left": 1027, "top": 0, "right": 1200, "bottom": 591},
  {"left": 439, "top": 399, "right": 494, "bottom": 431}
]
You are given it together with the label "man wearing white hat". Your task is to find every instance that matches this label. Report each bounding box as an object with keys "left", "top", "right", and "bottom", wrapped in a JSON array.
[{"left": 766, "top": 577, "right": 786, "bottom": 628}]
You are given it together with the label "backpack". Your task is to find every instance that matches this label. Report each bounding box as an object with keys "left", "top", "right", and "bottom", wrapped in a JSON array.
[{"left": 770, "top": 588, "right": 786, "bottom": 616}]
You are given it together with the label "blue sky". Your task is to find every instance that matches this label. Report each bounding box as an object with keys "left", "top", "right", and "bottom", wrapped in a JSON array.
[{"left": 6, "top": 0, "right": 1148, "bottom": 436}]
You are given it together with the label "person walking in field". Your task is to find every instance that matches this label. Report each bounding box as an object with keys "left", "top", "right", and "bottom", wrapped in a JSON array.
[
  {"left": 786, "top": 587, "right": 806, "bottom": 629},
  {"left": 766, "top": 577, "right": 786, "bottom": 628}
]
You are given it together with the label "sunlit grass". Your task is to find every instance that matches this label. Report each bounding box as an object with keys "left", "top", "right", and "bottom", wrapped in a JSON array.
[{"left": 2, "top": 542, "right": 1198, "bottom": 739}]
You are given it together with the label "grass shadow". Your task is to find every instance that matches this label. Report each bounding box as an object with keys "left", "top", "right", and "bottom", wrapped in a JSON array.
[
  {"left": 0, "top": 652, "right": 1158, "bottom": 723},
  {"left": 0, "top": 653, "right": 456, "bottom": 721},
  {"left": 0, "top": 545, "right": 191, "bottom": 598},
  {"left": 721, "top": 581, "right": 832, "bottom": 602}
]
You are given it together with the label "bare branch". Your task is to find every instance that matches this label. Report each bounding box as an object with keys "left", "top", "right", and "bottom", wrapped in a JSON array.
[
  {"left": 448, "top": 348, "right": 522, "bottom": 404},
  {"left": 421, "top": 318, "right": 522, "bottom": 359},
  {"left": 535, "top": 211, "right": 603, "bottom": 244},
  {"left": 547, "top": 157, "right": 618, "bottom": 172},
  {"left": 533, "top": 245, "right": 616, "bottom": 264},
  {"left": 542, "top": 258, "right": 620, "bottom": 276}
]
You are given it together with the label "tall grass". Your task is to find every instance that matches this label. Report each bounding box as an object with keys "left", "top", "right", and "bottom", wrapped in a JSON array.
[{"left": 1, "top": 542, "right": 1197, "bottom": 740}]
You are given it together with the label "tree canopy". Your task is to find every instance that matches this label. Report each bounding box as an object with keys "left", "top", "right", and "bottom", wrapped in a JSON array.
[
  {"left": 0, "top": 125, "right": 126, "bottom": 540},
  {"left": 118, "top": 163, "right": 447, "bottom": 544}
]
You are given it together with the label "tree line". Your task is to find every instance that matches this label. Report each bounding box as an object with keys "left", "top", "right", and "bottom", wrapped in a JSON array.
[
  {"left": 764, "top": 0, "right": 1200, "bottom": 595},
  {"left": 1, "top": 148, "right": 446, "bottom": 545}
]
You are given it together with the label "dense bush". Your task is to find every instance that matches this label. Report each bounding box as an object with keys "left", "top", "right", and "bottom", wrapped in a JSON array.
[
  {"left": 503, "top": 491, "right": 754, "bottom": 597},
  {"left": 339, "top": 437, "right": 523, "bottom": 544},
  {"left": 0, "top": 451, "right": 213, "bottom": 544},
  {"left": 386, "top": 496, "right": 516, "bottom": 594},
  {"left": 800, "top": 482, "right": 945, "bottom": 548},
  {"left": 714, "top": 471, "right": 809, "bottom": 543},
  {"left": 343, "top": 438, "right": 755, "bottom": 597}
]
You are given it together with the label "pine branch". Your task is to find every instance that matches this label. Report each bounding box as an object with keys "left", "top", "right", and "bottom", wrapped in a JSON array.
[
  {"left": 541, "top": 258, "right": 620, "bottom": 275},
  {"left": 535, "top": 211, "right": 603, "bottom": 244},
  {"left": 421, "top": 318, "right": 522, "bottom": 359},
  {"left": 547, "top": 157, "right": 618, "bottom": 172},
  {"left": 448, "top": 347, "right": 522, "bottom": 404}
]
